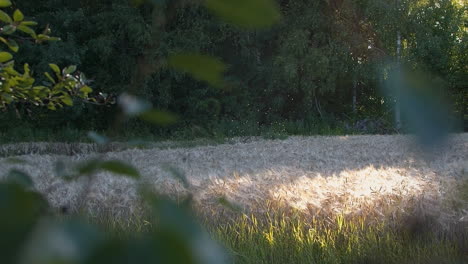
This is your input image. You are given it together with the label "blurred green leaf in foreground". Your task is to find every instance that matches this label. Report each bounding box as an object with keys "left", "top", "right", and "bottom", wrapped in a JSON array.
[{"left": 383, "top": 66, "right": 455, "bottom": 147}]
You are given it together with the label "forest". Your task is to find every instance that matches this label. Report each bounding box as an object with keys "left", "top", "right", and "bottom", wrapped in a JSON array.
[{"left": 0, "top": 0, "right": 466, "bottom": 141}]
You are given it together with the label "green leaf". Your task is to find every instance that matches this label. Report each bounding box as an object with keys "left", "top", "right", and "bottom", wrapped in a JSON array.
[
  {"left": 99, "top": 160, "right": 140, "bottom": 179},
  {"left": 23, "top": 63, "right": 30, "bottom": 74},
  {"left": 13, "top": 9, "right": 24, "bottom": 22},
  {"left": 0, "top": 51, "right": 13, "bottom": 63},
  {"left": 6, "top": 38, "right": 18, "bottom": 52},
  {"left": 76, "top": 159, "right": 140, "bottom": 179},
  {"left": 0, "top": 183, "right": 48, "bottom": 264},
  {"left": 61, "top": 95, "right": 73, "bottom": 106},
  {"left": 20, "top": 219, "right": 103, "bottom": 264},
  {"left": 47, "top": 102, "right": 56, "bottom": 110},
  {"left": 168, "top": 53, "right": 227, "bottom": 87},
  {"left": 44, "top": 72, "right": 56, "bottom": 84},
  {"left": 147, "top": 197, "right": 228, "bottom": 264},
  {"left": 0, "top": 37, "right": 18, "bottom": 52},
  {"left": 49, "top": 63, "right": 60, "bottom": 74},
  {"left": 1, "top": 25, "right": 16, "bottom": 34},
  {"left": 6, "top": 169, "right": 33, "bottom": 188},
  {"left": 3, "top": 63, "right": 18, "bottom": 74},
  {"left": 382, "top": 68, "right": 452, "bottom": 147},
  {"left": 63, "top": 65, "right": 77, "bottom": 75},
  {"left": 0, "top": 10, "right": 12, "bottom": 23},
  {"left": 139, "top": 109, "right": 178, "bottom": 126},
  {"left": 20, "top": 21, "right": 38, "bottom": 26},
  {"left": 0, "top": 0, "right": 11, "bottom": 7},
  {"left": 204, "top": 0, "right": 281, "bottom": 28},
  {"left": 79, "top": 85, "right": 92, "bottom": 95},
  {"left": 36, "top": 34, "right": 60, "bottom": 42},
  {"left": 17, "top": 25, "right": 35, "bottom": 37},
  {"left": 76, "top": 159, "right": 100, "bottom": 175}
]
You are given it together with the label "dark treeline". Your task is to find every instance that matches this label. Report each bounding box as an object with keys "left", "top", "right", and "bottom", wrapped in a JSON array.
[{"left": 1, "top": 0, "right": 466, "bottom": 139}]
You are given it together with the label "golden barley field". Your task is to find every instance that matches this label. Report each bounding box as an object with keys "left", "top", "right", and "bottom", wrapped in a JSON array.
[{"left": 1, "top": 134, "right": 467, "bottom": 228}]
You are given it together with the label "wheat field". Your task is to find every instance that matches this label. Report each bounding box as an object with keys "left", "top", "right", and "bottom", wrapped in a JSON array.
[{"left": 1, "top": 134, "right": 467, "bottom": 228}]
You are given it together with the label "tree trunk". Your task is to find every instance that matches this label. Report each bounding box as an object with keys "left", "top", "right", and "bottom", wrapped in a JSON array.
[
  {"left": 129, "top": 7, "right": 165, "bottom": 95},
  {"left": 395, "top": 30, "right": 402, "bottom": 130},
  {"left": 352, "top": 77, "right": 357, "bottom": 114},
  {"left": 129, "top": 1, "right": 184, "bottom": 95},
  {"left": 394, "top": 0, "right": 403, "bottom": 130}
]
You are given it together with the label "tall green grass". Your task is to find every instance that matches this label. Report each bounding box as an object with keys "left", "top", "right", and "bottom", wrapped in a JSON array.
[
  {"left": 84, "top": 209, "right": 467, "bottom": 264},
  {"left": 207, "top": 213, "right": 466, "bottom": 264}
]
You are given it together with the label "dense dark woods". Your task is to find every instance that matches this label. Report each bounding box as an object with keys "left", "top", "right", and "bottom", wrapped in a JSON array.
[{"left": 1, "top": 0, "right": 466, "bottom": 140}]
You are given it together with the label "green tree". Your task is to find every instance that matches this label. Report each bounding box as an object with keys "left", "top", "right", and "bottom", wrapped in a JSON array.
[{"left": 0, "top": 0, "right": 94, "bottom": 110}]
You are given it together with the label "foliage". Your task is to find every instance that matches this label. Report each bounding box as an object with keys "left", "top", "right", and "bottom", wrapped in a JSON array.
[
  {"left": 0, "top": 0, "right": 463, "bottom": 135},
  {"left": 0, "top": 1, "right": 96, "bottom": 110}
]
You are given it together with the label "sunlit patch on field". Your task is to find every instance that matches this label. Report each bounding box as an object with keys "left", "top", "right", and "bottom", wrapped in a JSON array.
[
  {"left": 202, "top": 166, "right": 457, "bottom": 226},
  {"left": 0, "top": 134, "right": 467, "bottom": 228}
]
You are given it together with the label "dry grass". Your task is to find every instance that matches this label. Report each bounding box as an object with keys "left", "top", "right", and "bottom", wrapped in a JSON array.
[{"left": 0, "top": 134, "right": 467, "bottom": 230}]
